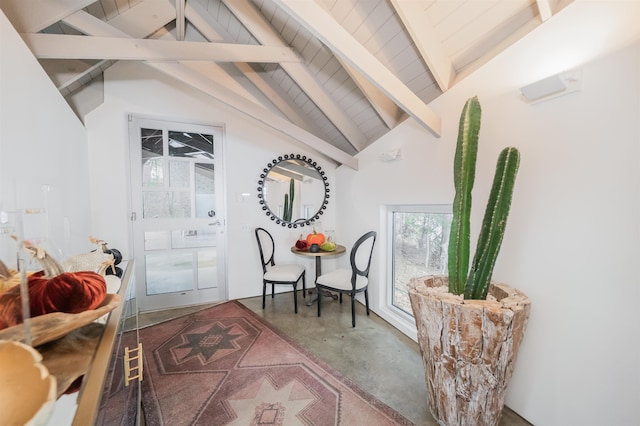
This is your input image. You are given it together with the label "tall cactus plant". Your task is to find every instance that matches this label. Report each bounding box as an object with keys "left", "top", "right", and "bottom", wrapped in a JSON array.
[{"left": 448, "top": 96, "right": 521, "bottom": 299}]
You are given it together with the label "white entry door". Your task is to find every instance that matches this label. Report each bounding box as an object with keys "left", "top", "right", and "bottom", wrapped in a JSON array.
[{"left": 129, "top": 116, "right": 226, "bottom": 312}]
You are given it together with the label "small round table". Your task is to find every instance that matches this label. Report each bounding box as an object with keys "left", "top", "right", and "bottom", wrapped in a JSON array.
[{"left": 291, "top": 245, "right": 346, "bottom": 306}]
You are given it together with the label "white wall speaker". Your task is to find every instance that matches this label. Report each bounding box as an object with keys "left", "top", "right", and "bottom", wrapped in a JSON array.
[{"left": 520, "top": 69, "right": 582, "bottom": 104}]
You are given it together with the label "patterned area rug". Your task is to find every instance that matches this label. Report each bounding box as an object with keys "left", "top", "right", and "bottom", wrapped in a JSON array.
[{"left": 140, "top": 300, "right": 413, "bottom": 425}]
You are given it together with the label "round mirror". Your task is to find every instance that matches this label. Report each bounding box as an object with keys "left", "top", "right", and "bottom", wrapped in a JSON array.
[{"left": 257, "top": 154, "right": 329, "bottom": 228}]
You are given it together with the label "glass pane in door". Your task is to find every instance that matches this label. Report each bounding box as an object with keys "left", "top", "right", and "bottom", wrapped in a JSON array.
[
  {"left": 142, "top": 191, "right": 191, "bottom": 218},
  {"left": 141, "top": 128, "right": 164, "bottom": 187},
  {"left": 168, "top": 131, "right": 214, "bottom": 159},
  {"left": 145, "top": 252, "right": 193, "bottom": 295},
  {"left": 141, "top": 128, "right": 163, "bottom": 155},
  {"left": 142, "top": 159, "right": 164, "bottom": 187},
  {"left": 195, "top": 163, "right": 215, "bottom": 218},
  {"left": 171, "top": 229, "right": 215, "bottom": 249},
  {"left": 169, "top": 161, "right": 189, "bottom": 188},
  {"left": 197, "top": 249, "right": 217, "bottom": 289},
  {"left": 144, "top": 231, "right": 170, "bottom": 251}
]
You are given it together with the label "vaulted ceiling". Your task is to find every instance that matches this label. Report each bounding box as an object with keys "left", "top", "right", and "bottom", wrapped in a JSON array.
[{"left": 0, "top": 0, "right": 574, "bottom": 169}]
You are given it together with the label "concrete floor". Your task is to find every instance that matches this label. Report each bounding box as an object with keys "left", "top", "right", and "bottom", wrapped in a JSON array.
[{"left": 139, "top": 291, "right": 532, "bottom": 426}]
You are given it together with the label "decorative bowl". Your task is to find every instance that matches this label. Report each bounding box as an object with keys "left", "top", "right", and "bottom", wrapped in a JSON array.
[{"left": 0, "top": 293, "right": 120, "bottom": 347}]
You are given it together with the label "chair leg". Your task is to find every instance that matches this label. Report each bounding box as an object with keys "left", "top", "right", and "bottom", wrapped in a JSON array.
[
  {"left": 339, "top": 293, "right": 343, "bottom": 303},
  {"left": 351, "top": 293, "right": 356, "bottom": 327},
  {"left": 302, "top": 273, "right": 306, "bottom": 298},
  {"left": 317, "top": 286, "right": 322, "bottom": 317},
  {"left": 272, "top": 285, "right": 275, "bottom": 299},
  {"left": 293, "top": 284, "right": 298, "bottom": 314},
  {"left": 364, "top": 289, "right": 370, "bottom": 315},
  {"left": 262, "top": 282, "right": 266, "bottom": 309}
]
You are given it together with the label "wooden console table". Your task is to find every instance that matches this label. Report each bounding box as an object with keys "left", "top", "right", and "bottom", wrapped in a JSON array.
[{"left": 44, "top": 260, "right": 141, "bottom": 426}]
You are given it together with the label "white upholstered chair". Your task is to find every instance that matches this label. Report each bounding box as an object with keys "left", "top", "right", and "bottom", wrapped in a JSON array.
[
  {"left": 255, "top": 227, "right": 306, "bottom": 313},
  {"left": 315, "top": 231, "right": 376, "bottom": 327}
]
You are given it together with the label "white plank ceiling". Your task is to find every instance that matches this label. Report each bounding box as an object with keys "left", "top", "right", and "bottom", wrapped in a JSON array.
[{"left": 0, "top": 0, "right": 573, "bottom": 168}]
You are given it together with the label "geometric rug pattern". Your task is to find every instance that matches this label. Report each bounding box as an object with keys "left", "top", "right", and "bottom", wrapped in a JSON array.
[{"left": 139, "top": 300, "right": 413, "bottom": 425}]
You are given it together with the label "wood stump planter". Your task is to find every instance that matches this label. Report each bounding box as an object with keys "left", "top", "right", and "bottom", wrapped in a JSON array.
[{"left": 408, "top": 276, "right": 530, "bottom": 426}]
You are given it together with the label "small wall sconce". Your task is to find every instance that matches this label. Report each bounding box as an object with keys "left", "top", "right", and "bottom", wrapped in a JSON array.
[{"left": 379, "top": 148, "right": 401, "bottom": 162}]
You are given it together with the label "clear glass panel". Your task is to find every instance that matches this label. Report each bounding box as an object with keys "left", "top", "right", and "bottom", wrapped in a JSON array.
[
  {"left": 142, "top": 191, "right": 191, "bottom": 218},
  {"left": 392, "top": 211, "right": 452, "bottom": 315},
  {"left": 141, "top": 128, "right": 163, "bottom": 155},
  {"left": 145, "top": 252, "right": 194, "bottom": 295},
  {"left": 168, "top": 131, "right": 214, "bottom": 159},
  {"left": 197, "top": 249, "right": 217, "bottom": 289},
  {"left": 169, "top": 161, "right": 189, "bottom": 189},
  {"left": 142, "top": 158, "right": 164, "bottom": 187},
  {"left": 171, "top": 229, "right": 215, "bottom": 249},
  {"left": 141, "top": 128, "right": 164, "bottom": 187},
  {"left": 195, "top": 163, "right": 215, "bottom": 218},
  {"left": 144, "top": 231, "right": 171, "bottom": 251}
]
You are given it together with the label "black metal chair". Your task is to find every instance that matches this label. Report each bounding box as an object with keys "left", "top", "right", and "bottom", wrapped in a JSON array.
[
  {"left": 255, "top": 227, "right": 306, "bottom": 313},
  {"left": 315, "top": 231, "right": 376, "bottom": 327}
]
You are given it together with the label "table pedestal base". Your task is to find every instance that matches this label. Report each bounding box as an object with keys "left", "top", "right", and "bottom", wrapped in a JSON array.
[
  {"left": 305, "top": 289, "right": 338, "bottom": 306},
  {"left": 290, "top": 245, "right": 346, "bottom": 307}
]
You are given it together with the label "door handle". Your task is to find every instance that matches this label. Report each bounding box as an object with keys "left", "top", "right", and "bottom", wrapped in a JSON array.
[{"left": 209, "top": 220, "right": 221, "bottom": 226}]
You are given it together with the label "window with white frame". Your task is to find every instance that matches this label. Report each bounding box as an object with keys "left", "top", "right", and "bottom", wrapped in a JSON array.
[{"left": 389, "top": 205, "right": 452, "bottom": 316}]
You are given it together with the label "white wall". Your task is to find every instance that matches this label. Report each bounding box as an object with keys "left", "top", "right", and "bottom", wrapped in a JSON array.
[
  {"left": 335, "top": 3, "right": 640, "bottom": 425},
  {"left": 84, "top": 60, "right": 337, "bottom": 301},
  {"left": 0, "top": 10, "right": 91, "bottom": 261}
]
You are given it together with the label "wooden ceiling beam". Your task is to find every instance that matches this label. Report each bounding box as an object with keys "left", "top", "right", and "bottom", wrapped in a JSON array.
[
  {"left": 338, "top": 59, "right": 401, "bottom": 130},
  {"left": 56, "top": 59, "right": 115, "bottom": 95},
  {"left": 273, "top": 0, "right": 441, "bottom": 138},
  {"left": 536, "top": 0, "right": 553, "bottom": 21},
  {"left": 175, "top": 0, "right": 185, "bottom": 41},
  {"left": 314, "top": 0, "right": 400, "bottom": 128},
  {"left": 389, "top": 0, "right": 455, "bottom": 92},
  {"left": 20, "top": 33, "right": 302, "bottom": 63}
]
